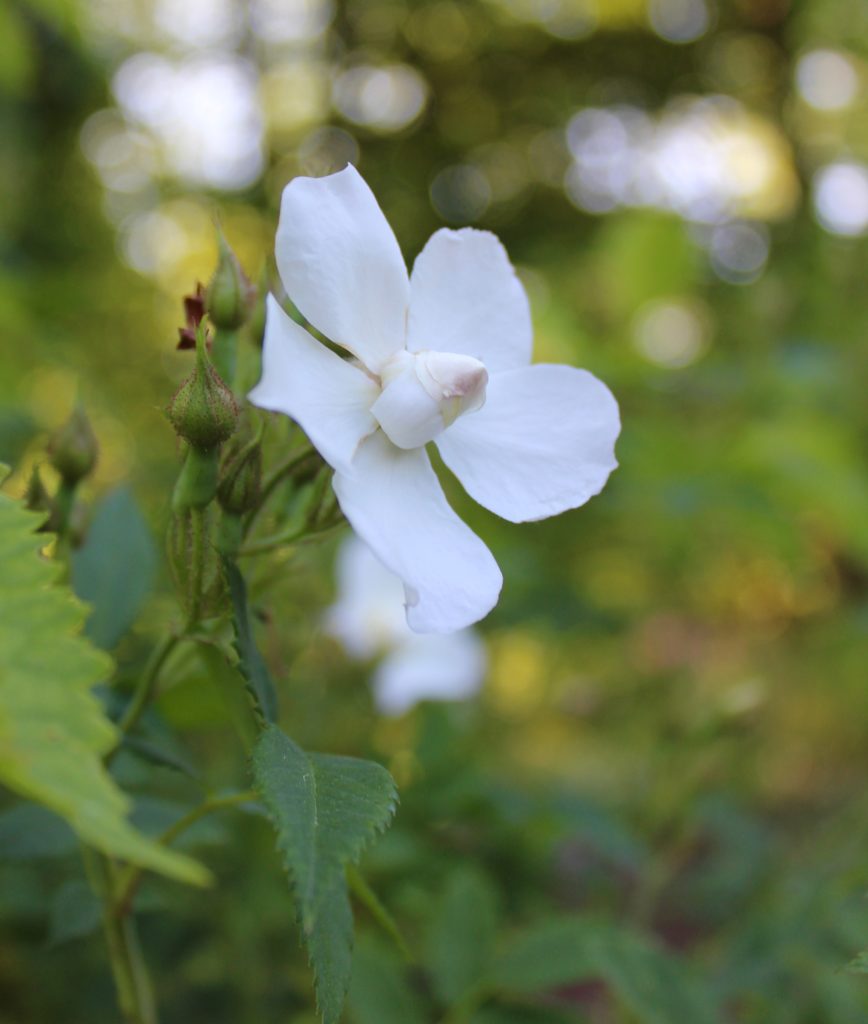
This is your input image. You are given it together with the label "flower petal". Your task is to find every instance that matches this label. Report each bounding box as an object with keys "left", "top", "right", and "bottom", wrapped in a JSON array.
[
  {"left": 275, "top": 164, "right": 409, "bottom": 373},
  {"left": 407, "top": 228, "right": 532, "bottom": 374},
  {"left": 332, "top": 432, "right": 503, "bottom": 633},
  {"left": 436, "top": 364, "right": 620, "bottom": 523},
  {"left": 373, "top": 630, "right": 487, "bottom": 716},
  {"left": 323, "top": 537, "right": 409, "bottom": 658},
  {"left": 248, "top": 295, "right": 379, "bottom": 473}
]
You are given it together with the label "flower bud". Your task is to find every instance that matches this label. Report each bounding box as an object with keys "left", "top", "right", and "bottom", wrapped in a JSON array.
[
  {"left": 207, "top": 230, "right": 252, "bottom": 330},
  {"left": 166, "top": 326, "right": 238, "bottom": 451},
  {"left": 49, "top": 405, "right": 98, "bottom": 485},
  {"left": 217, "top": 434, "right": 262, "bottom": 515},
  {"left": 25, "top": 465, "right": 59, "bottom": 532},
  {"left": 25, "top": 464, "right": 52, "bottom": 513}
]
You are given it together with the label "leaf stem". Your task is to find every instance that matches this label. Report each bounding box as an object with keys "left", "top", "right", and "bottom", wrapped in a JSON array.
[
  {"left": 106, "top": 633, "right": 182, "bottom": 764},
  {"left": 114, "top": 790, "right": 258, "bottom": 916},
  {"left": 237, "top": 516, "right": 343, "bottom": 558},
  {"left": 244, "top": 447, "right": 316, "bottom": 533},
  {"left": 347, "top": 865, "right": 414, "bottom": 964}
]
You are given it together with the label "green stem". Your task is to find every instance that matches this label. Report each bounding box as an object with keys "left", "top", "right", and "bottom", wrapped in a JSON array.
[
  {"left": 115, "top": 791, "right": 257, "bottom": 915},
  {"left": 52, "top": 479, "right": 78, "bottom": 577},
  {"left": 105, "top": 633, "right": 181, "bottom": 764},
  {"left": 347, "top": 865, "right": 414, "bottom": 963},
  {"left": 188, "top": 507, "right": 206, "bottom": 624},
  {"left": 86, "top": 849, "right": 157, "bottom": 1024},
  {"left": 244, "top": 447, "right": 316, "bottom": 533},
  {"left": 237, "top": 520, "right": 341, "bottom": 558}
]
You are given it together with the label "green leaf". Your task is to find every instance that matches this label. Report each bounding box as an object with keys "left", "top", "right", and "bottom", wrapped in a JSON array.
[
  {"left": 121, "top": 734, "right": 200, "bottom": 780},
  {"left": 0, "top": 803, "right": 78, "bottom": 860},
  {"left": 471, "top": 1008, "right": 582, "bottom": 1024},
  {"left": 0, "top": 488, "right": 208, "bottom": 887},
  {"left": 222, "top": 556, "right": 278, "bottom": 722},
  {"left": 252, "top": 724, "right": 398, "bottom": 1024},
  {"left": 47, "top": 879, "right": 101, "bottom": 946},
  {"left": 490, "top": 918, "right": 598, "bottom": 994},
  {"left": 72, "top": 487, "right": 157, "bottom": 649},
  {"left": 426, "top": 866, "right": 499, "bottom": 1005},
  {"left": 348, "top": 940, "right": 427, "bottom": 1024},
  {"left": 846, "top": 951, "right": 868, "bottom": 975},
  {"left": 490, "top": 918, "right": 720, "bottom": 1024}
]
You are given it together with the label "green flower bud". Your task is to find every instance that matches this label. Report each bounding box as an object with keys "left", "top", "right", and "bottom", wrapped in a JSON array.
[
  {"left": 49, "top": 405, "right": 98, "bottom": 485},
  {"left": 25, "top": 464, "right": 52, "bottom": 514},
  {"left": 207, "top": 229, "right": 252, "bottom": 330},
  {"left": 217, "top": 434, "right": 262, "bottom": 516},
  {"left": 166, "top": 326, "right": 238, "bottom": 451},
  {"left": 25, "top": 465, "right": 59, "bottom": 532}
]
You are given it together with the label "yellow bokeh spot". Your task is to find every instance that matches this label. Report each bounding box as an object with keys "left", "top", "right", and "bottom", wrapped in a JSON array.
[
  {"left": 260, "top": 60, "right": 329, "bottom": 137},
  {"left": 487, "top": 631, "right": 549, "bottom": 716}
]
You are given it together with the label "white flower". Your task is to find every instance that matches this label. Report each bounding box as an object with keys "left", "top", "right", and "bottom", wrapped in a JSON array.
[
  {"left": 249, "top": 164, "right": 620, "bottom": 633},
  {"left": 324, "top": 537, "right": 487, "bottom": 716}
]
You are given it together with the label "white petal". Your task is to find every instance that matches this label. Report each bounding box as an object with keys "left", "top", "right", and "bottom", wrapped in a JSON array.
[
  {"left": 276, "top": 164, "right": 409, "bottom": 373},
  {"left": 248, "top": 295, "right": 379, "bottom": 473},
  {"left": 332, "top": 431, "right": 503, "bottom": 633},
  {"left": 323, "top": 537, "right": 410, "bottom": 658},
  {"left": 407, "top": 228, "right": 532, "bottom": 374},
  {"left": 373, "top": 630, "right": 487, "bottom": 716},
  {"left": 370, "top": 362, "right": 445, "bottom": 450},
  {"left": 436, "top": 364, "right": 620, "bottom": 523}
]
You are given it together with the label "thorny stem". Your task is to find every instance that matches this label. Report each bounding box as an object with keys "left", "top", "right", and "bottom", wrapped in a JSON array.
[{"left": 115, "top": 791, "right": 257, "bottom": 917}]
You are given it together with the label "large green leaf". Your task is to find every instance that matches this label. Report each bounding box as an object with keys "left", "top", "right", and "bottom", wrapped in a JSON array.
[
  {"left": 252, "top": 724, "right": 398, "bottom": 1024},
  {"left": 72, "top": 486, "right": 157, "bottom": 650},
  {"left": 490, "top": 917, "right": 720, "bottom": 1024},
  {"left": 0, "top": 483, "right": 208, "bottom": 886}
]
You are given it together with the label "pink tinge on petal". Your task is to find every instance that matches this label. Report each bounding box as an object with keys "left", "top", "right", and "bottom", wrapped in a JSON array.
[{"left": 436, "top": 363, "right": 620, "bottom": 523}]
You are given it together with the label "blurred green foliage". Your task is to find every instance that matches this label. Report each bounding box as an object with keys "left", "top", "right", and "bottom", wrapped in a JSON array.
[{"left": 2, "top": 0, "right": 868, "bottom": 1021}]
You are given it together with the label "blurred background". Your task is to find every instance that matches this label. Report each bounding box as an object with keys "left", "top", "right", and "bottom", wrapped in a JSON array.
[{"left": 2, "top": 0, "right": 868, "bottom": 1021}]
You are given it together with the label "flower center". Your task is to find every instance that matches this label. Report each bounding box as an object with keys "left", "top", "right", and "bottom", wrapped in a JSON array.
[{"left": 371, "top": 349, "right": 488, "bottom": 450}]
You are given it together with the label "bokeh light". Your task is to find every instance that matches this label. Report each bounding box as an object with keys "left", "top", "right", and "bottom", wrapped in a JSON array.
[
  {"left": 111, "top": 52, "right": 264, "bottom": 190},
  {"left": 430, "top": 164, "right": 492, "bottom": 223},
  {"left": 813, "top": 161, "right": 868, "bottom": 236},
  {"left": 795, "top": 48, "right": 860, "bottom": 112},
  {"left": 565, "top": 97, "right": 798, "bottom": 225},
  {"left": 647, "top": 0, "right": 712, "bottom": 43},
  {"left": 333, "top": 64, "right": 428, "bottom": 133},
  {"left": 632, "top": 297, "right": 710, "bottom": 366}
]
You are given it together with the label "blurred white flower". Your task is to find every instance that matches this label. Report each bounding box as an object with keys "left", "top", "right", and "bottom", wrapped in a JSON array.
[
  {"left": 325, "top": 538, "right": 487, "bottom": 715},
  {"left": 250, "top": 165, "right": 620, "bottom": 633}
]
